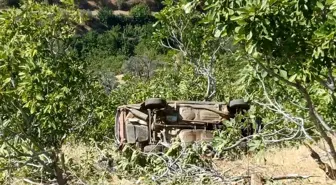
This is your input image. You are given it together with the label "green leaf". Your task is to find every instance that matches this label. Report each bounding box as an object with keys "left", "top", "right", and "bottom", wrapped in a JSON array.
[
  {"left": 252, "top": 52, "right": 260, "bottom": 58},
  {"left": 289, "top": 74, "right": 297, "bottom": 82},
  {"left": 326, "top": 0, "right": 334, "bottom": 5},
  {"left": 247, "top": 31, "right": 253, "bottom": 40},
  {"left": 36, "top": 94, "right": 44, "bottom": 100},
  {"left": 235, "top": 26, "right": 241, "bottom": 33},
  {"left": 214, "top": 29, "right": 222, "bottom": 38},
  {"left": 317, "top": 1, "right": 324, "bottom": 9},
  {"left": 237, "top": 19, "right": 247, "bottom": 25},
  {"left": 279, "top": 70, "right": 288, "bottom": 79},
  {"left": 263, "top": 35, "right": 273, "bottom": 41},
  {"left": 182, "top": 2, "right": 194, "bottom": 14},
  {"left": 231, "top": 15, "right": 245, "bottom": 21},
  {"left": 3, "top": 78, "right": 11, "bottom": 85},
  {"left": 261, "top": 0, "right": 268, "bottom": 9},
  {"left": 247, "top": 43, "right": 256, "bottom": 54}
]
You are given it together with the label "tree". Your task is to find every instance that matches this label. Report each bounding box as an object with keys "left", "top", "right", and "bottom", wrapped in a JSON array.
[
  {"left": 130, "top": 3, "right": 151, "bottom": 19},
  {"left": 97, "top": 6, "right": 114, "bottom": 26},
  {"left": 122, "top": 40, "right": 166, "bottom": 80},
  {"left": 204, "top": 0, "right": 336, "bottom": 163},
  {"left": 154, "top": 0, "right": 236, "bottom": 100},
  {"left": 0, "top": 0, "right": 20, "bottom": 8},
  {"left": 0, "top": 1, "right": 107, "bottom": 183}
]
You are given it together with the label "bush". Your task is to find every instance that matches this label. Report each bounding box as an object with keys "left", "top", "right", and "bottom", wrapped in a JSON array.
[
  {"left": 0, "top": 1, "right": 110, "bottom": 183},
  {"left": 107, "top": 14, "right": 132, "bottom": 27},
  {"left": 97, "top": 7, "right": 114, "bottom": 25},
  {"left": 130, "top": 3, "right": 151, "bottom": 21},
  {"left": 97, "top": 4, "right": 155, "bottom": 27}
]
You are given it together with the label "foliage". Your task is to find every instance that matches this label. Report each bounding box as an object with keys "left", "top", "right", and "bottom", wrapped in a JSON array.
[
  {"left": 0, "top": 0, "right": 306, "bottom": 183},
  {"left": 74, "top": 24, "right": 155, "bottom": 58},
  {"left": 104, "top": 14, "right": 132, "bottom": 27},
  {"left": 97, "top": 6, "right": 114, "bottom": 26},
  {"left": 114, "top": 142, "right": 219, "bottom": 184},
  {"left": 0, "top": 0, "right": 20, "bottom": 8},
  {"left": 122, "top": 39, "right": 167, "bottom": 80},
  {"left": 154, "top": 0, "right": 237, "bottom": 100},
  {"left": 0, "top": 1, "right": 108, "bottom": 183},
  {"left": 199, "top": 0, "right": 336, "bottom": 162},
  {"left": 96, "top": 4, "right": 155, "bottom": 28},
  {"left": 122, "top": 55, "right": 160, "bottom": 80},
  {"left": 109, "top": 62, "right": 203, "bottom": 105},
  {"left": 151, "top": 0, "right": 336, "bottom": 156},
  {"left": 71, "top": 24, "right": 168, "bottom": 139},
  {"left": 130, "top": 3, "right": 152, "bottom": 22},
  {"left": 51, "top": 140, "right": 222, "bottom": 185}
]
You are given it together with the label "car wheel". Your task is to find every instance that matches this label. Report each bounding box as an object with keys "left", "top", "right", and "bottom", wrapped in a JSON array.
[
  {"left": 228, "top": 99, "right": 250, "bottom": 114},
  {"left": 144, "top": 98, "right": 167, "bottom": 109},
  {"left": 229, "top": 99, "right": 250, "bottom": 109}
]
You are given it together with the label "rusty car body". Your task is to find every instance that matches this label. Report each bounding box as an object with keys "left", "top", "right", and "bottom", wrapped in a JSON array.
[{"left": 115, "top": 98, "right": 252, "bottom": 152}]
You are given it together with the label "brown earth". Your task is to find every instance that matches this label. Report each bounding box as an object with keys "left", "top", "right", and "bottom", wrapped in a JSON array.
[{"left": 57, "top": 139, "right": 336, "bottom": 185}]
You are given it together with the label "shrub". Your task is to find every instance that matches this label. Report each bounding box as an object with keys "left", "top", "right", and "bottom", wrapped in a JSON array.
[
  {"left": 130, "top": 3, "right": 151, "bottom": 20},
  {"left": 106, "top": 14, "right": 132, "bottom": 27},
  {"left": 0, "top": 1, "right": 109, "bottom": 183},
  {"left": 97, "top": 7, "right": 113, "bottom": 25}
]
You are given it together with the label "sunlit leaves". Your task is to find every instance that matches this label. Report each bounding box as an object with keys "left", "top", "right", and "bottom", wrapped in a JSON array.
[
  {"left": 0, "top": 1, "right": 108, "bottom": 180},
  {"left": 203, "top": 0, "right": 336, "bottom": 135}
]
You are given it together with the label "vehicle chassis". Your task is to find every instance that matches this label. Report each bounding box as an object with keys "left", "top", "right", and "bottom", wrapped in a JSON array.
[{"left": 115, "top": 98, "right": 254, "bottom": 152}]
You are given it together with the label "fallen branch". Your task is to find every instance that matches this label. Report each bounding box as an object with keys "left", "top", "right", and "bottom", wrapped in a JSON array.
[
  {"left": 23, "top": 178, "right": 43, "bottom": 185},
  {"left": 304, "top": 142, "right": 336, "bottom": 180},
  {"left": 225, "top": 174, "right": 315, "bottom": 184},
  {"left": 269, "top": 174, "right": 316, "bottom": 181}
]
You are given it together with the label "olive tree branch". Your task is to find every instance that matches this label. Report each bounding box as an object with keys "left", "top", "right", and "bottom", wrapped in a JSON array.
[
  {"left": 249, "top": 56, "right": 336, "bottom": 165},
  {"left": 254, "top": 74, "right": 313, "bottom": 140}
]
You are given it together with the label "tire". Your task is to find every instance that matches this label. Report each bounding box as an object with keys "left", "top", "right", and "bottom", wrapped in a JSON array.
[
  {"left": 229, "top": 99, "right": 250, "bottom": 111},
  {"left": 144, "top": 98, "right": 167, "bottom": 109}
]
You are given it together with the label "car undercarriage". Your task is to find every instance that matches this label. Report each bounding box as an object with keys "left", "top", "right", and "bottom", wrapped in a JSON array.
[{"left": 115, "top": 98, "right": 260, "bottom": 152}]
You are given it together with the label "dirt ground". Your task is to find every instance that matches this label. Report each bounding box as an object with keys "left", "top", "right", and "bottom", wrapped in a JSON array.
[
  {"left": 213, "top": 144, "right": 335, "bottom": 185},
  {"left": 59, "top": 139, "right": 336, "bottom": 185}
]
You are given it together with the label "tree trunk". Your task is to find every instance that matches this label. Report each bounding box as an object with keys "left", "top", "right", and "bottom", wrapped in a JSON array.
[
  {"left": 204, "top": 75, "right": 216, "bottom": 101},
  {"left": 52, "top": 151, "right": 67, "bottom": 185},
  {"left": 295, "top": 82, "right": 336, "bottom": 166}
]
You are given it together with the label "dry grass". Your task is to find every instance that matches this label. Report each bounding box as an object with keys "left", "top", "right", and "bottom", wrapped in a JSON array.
[
  {"left": 214, "top": 145, "right": 334, "bottom": 185},
  {"left": 59, "top": 140, "right": 336, "bottom": 185},
  {"left": 8, "top": 140, "right": 335, "bottom": 184},
  {"left": 62, "top": 143, "right": 136, "bottom": 185},
  {"left": 213, "top": 136, "right": 336, "bottom": 185}
]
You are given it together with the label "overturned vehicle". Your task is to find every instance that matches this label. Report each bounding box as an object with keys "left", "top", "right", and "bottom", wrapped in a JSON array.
[{"left": 115, "top": 98, "right": 260, "bottom": 152}]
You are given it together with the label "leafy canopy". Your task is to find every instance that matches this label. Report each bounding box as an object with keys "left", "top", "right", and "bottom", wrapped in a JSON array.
[
  {"left": 204, "top": 0, "right": 336, "bottom": 140},
  {"left": 0, "top": 1, "right": 108, "bottom": 181}
]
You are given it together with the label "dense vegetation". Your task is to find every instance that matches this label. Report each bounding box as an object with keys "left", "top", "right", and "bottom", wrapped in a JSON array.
[{"left": 1, "top": 0, "right": 336, "bottom": 184}]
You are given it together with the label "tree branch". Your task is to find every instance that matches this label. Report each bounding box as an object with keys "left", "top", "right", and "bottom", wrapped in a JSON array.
[
  {"left": 295, "top": 82, "right": 336, "bottom": 165},
  {"left": 268, "top": 174, "right": 316, "bottom": 181},
  {"left": 254, "top": 74, "right": 313, "bottom": 140}
]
